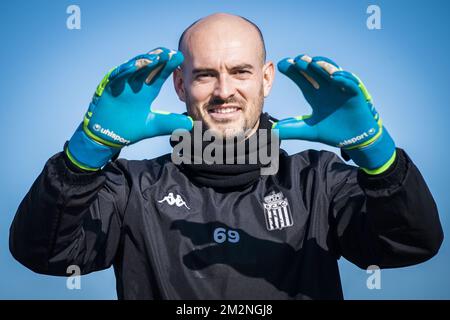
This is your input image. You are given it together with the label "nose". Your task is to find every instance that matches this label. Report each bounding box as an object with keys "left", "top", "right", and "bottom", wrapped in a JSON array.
[{"left": 213, "top": 73, "right": 236, "bottom": 101}]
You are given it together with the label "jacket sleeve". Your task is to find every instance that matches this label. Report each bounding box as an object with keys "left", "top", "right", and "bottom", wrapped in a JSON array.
[
  {"left": 9, "top": 147, "right": 130, "bottom": 276},
  {"left": 325, "top": 148, "right": 444, "bottom": 269}
]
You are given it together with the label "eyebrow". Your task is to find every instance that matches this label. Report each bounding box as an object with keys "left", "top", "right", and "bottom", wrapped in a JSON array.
[
  {"left": 229, "top": 64, "right": 254, "bottom": 71},
  {"left": 192, "top": 68, "right": 217, "bottom": 75},
  {"left": 192, "top": 64, "right": 255, "bottom": 75}
]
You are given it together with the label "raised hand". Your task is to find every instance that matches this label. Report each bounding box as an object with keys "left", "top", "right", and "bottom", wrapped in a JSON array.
[{"left": 274, "top": 55, "right": 396, "bottom": 174}]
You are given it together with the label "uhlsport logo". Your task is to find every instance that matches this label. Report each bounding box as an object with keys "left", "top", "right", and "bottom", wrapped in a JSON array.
[
  {"left": 158, "top": 192, "right": 190, "bottom": 210},
  {"left": 263, "top": 191, "right": 293, "bottom": 231},
  {"left": 92, "top": 123, "right": 131, "bottom": 145},
  {"left": 337, "top": 127, "right": 377, "bottom": 148}
]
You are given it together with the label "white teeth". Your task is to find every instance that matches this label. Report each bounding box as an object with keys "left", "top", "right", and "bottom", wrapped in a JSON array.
[{"left": 212, "top": 107, "right": 238, "bottom": 114}]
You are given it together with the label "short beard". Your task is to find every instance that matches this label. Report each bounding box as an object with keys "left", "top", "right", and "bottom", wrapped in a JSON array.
[{"left": 185, "top": 87, "right": 264, "bottom": 140}]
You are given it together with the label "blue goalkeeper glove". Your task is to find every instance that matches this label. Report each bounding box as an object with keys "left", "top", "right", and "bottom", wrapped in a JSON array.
[
  {"left": 273, "top": 54, "right": 396, "bottom": 174},
  {"left": 66, "top": 47, "right": 193, "bottom": 171}
]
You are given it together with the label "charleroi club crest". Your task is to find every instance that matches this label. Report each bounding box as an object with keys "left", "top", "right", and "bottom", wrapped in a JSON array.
[{"left": 263, "top": 191, "right": 294, "bottom": 231}]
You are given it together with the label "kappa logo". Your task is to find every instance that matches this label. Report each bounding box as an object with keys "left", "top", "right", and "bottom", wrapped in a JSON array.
[
  {"left": 158, "top": 192, "right": 190, "bottom": 210},
  {"left": 262, "top": 191, "right": 294, "bottom": 231}
]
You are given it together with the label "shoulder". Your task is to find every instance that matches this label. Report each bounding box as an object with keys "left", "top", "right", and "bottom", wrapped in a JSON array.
[
  {"left": 278, "top": 149, "right": 356, "bottom": 183},
  {"left": 278, "top": 149, "right": 358, "bottom": 196},
  {"left": 109, "top": 153, "right": 177, "bottom": 182},
  {"left": 282, "top": 149, "right": 344, "bottom": 169}
]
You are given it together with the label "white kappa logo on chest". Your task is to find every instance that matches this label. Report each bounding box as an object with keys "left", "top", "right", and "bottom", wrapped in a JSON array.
[{"left": 158, "top": 192, "right": 190, "bottom": 209}]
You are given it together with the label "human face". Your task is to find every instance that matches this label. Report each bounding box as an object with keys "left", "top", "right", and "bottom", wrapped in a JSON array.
[{"left": 174, "top": 17, "right": 274, "bottom": 139}]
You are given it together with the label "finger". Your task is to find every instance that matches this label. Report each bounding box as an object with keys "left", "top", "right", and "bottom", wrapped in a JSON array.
[
  {"left": 141, "top": 49, "right": 171, "bottom": 84},
  {"left": 109, "top": 60, "right": 136, "bottom": 81},
  {"left": 96, "top": 52, "right": 169, "bottom": 97},
  {"left": 350, "top": 72, "right": 373, "bottom": 103},
  {"left": 331, "top": 70, "right": 365, "bottom": 97},
  {"left": 146, "top": 111, "right": 193, "bottom": 137},
  {"left": 135, "top": 54, "right": 160, "bottom": 71},
  {"left": 312, "top": 56, "right": 341, "bottom": 69},
  {"left": 130, "top": 50, "right": 170, "bottom": 83},
  {"left": 272, "top": 116, "right": 318, "bottom": 141},
  {"left": 95, "top": 65, "right": 128, "bottom": 97},
  {"left": 105, "top": 52, "right": 167, "bottom": 96},
  {"left": 332, "top": 70, "right": 377, "bottom": 122},
  {"left": 110, "top": 52, "right": 161, "bottom": 81},
  {"left": 316, "top": 60, "right": 340, "bottom": 76},
  {"left": 147, "top": 49, "right": 184, "bottom": 89},
  {"left": 278, "top": 57, "right": 316, "bottom": 93},
  {"left": 302, "top": 56, "right": 341, "bottom": 87},
  {"left": 292, "top": 54, "right": 321, "bottom": 89}
]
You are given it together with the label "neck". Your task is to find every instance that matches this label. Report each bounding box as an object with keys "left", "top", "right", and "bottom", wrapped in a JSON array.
[
  {"left": 169, "top": 112, "right": 281, "bottom": 191},
  {"left": 244, "top": 119, "right": 261, "bottom": 140}
]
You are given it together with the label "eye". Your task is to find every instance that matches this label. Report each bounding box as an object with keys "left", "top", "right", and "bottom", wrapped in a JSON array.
[
  {"left": 233, "top": 69, "right": 252, "bottom": 78},
  {"left": 195, "top": 72, "right": 214, "bottom": 80}
]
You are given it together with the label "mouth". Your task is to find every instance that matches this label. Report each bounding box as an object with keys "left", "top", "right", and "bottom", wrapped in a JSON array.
[{"left": 207, "top": 105, "right": 243, "bottom": 121}]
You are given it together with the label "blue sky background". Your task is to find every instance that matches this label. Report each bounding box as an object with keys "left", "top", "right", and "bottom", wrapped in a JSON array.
[{"left": 0, "top": 0, "right": 449, "bottom": 299}]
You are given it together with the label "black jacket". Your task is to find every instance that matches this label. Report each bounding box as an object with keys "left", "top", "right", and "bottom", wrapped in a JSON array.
[{"left": 9, "top": 147, "right": 443, "bottom": 299}]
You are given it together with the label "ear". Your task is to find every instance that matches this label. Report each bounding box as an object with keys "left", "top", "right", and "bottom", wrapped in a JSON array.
[
  {"left": 173, "top": 67, "right": 186, "bottom": 102},
  {"left": 262, "top": 61, "right": 275, "bottom": 97}
]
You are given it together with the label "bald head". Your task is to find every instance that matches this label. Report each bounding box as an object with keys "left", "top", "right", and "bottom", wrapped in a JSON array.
[
  {"left": 173, "top": 13, "right": 274, "bottom": 139},
  {"left": 178, "top": 13, "right": 266, "bottom": 64}
]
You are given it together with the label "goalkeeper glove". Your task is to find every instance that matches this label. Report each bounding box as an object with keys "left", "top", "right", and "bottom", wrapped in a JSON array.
[
  {"left": 274, "top": 54, "right": 396, "bottom": 174},
  {"left": 66, "top": 47, "right": 193, "bottom": 171}
]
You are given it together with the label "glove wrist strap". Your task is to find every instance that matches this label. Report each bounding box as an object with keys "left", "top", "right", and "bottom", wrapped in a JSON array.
[
  {"left": 66, "top": 123, "right": 121, "bottom": 171},
  {"left": 344, "top": 126, "right": 396, "bottom": 175}
]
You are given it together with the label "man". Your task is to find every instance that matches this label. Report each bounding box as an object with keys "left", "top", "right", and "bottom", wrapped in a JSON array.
[{"left": 9, "top": 13, "right": 443, "bottom": 299}]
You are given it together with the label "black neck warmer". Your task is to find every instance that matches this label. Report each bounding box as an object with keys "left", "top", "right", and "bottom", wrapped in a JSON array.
[{"left": 170, "top": 112, "right": 280, "bottom": 191}]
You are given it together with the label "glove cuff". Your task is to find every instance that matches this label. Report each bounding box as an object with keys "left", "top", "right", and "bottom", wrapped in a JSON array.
[
  {"left": 66, "top": 123, "right": 121, "bottom": 171},
  {"left": 344, "top": 126, "right": 396, "bottom": 174}
]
